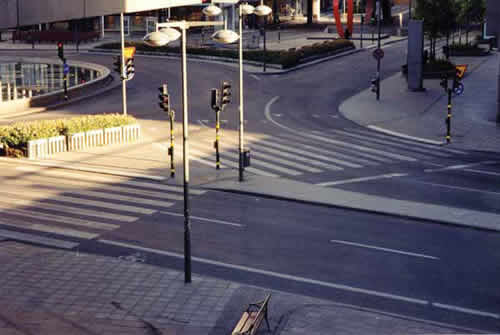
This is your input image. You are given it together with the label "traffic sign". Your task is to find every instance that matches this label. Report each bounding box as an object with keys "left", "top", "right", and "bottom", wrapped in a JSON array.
[
  {"left": 373, "top": 48, "right": 384, "bottom": 60},
  {"left": 455, "top": 64, "right": 468, "bottom": 79}
]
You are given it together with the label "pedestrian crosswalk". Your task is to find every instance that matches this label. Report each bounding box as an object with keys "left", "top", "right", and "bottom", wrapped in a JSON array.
[
  {"left": 0, "top": 165, "right": 206, "bottom": 244},
  {"left": 186, "top": 127, "right": 468, "bottom": 178}
]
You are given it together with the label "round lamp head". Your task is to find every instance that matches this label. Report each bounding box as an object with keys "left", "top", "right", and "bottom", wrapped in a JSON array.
[
  {"left": 159, "top": 27, "right": 182, "bottom": 42},
  {"left": 203, "top": 4, "right": 222, "bottom": 16},
  {"left": 254, "top": 4, "right": 272, "bottom": 16},
  {"left": 143, "top": 31, "right": 171, "bottom": 47},
  {"left": 240, "top": 3, "right": 255, "bottom": 15},
  {"left": 211, "top": 29, "right": 240, "bottom": 44}
]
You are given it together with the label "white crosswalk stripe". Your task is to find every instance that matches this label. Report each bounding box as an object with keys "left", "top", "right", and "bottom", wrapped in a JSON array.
[
  {"left": 0, "top": 168, "right": 207, "bottom": 246},
  {"left": 184, "top": 125, "right": 470, "bottom": 179}
]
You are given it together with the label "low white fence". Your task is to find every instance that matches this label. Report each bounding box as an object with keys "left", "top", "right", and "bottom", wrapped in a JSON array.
[
  {"left": 27, "top": 124, "right": 140, "bottom": 160},
  {"left": 27, "top": 136, "right": 66, "bottom": 159}
]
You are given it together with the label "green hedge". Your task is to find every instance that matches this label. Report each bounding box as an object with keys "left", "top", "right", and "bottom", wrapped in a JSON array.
[
  {"left": 0, "top": 114, "right": 137, "bottom": 151},
  {"left": 95, "top": 39, "right": 354, "bottom": 69}
]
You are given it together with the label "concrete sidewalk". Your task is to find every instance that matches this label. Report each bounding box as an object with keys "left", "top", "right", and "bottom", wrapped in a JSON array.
[
  {"left": 0, "top": 240, "right": 475, "bottom": 335},
  {"left": 340, "top": 52, "right": 500, "bottom": 153}
]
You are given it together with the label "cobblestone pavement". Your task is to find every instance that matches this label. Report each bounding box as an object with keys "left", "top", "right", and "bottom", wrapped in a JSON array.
[{"left": 0, "top": 240, "right": 477, "bottom": 334}]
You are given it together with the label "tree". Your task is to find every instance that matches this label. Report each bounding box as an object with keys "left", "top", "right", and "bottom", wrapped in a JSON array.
[
  {"left": 414, "top": 0, "right": 458, "bottom": 60},
  {"left": 456, "top": 0, "right": 486, "bottom": 45}
]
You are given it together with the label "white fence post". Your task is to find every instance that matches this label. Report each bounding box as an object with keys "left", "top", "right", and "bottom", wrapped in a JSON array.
[
  {"left": 122, "top": 124, "right": 141, "bottom": 142},
  {"left": 27, "top": 139, "right": 49, "bottom": 159},
  {"left": 67, "top": 132, "right": 86, "bottom": 151},
  {"left": 104, "top": 127, "right": 123, "bottom": 145}
]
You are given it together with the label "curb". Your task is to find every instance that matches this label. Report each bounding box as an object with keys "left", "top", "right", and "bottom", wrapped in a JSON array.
[{"left": 203, "top": 184, "right": 500, "bottom": 233}]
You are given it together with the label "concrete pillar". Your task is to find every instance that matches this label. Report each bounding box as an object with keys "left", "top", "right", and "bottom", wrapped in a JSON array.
[
  {"left": 6, "top": 83, "right": 11, "bottom": 101},
  {"left": 101, "top": 16, "right": 105, "bottom": 39},
  {"left": 497, "top": 56, "right": 500, "bottom": 122},
  {"left": 312, "top": 0, "right": 320, "bottom": 19}
]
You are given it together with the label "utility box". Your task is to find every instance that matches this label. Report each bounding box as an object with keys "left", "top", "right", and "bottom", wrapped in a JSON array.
[{"left": 243, "top": 149, "right": 251, "bottom": 167}]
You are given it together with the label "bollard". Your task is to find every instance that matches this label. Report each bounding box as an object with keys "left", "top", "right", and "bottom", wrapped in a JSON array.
[
  {"left": 6, "top": 83, "right": 11, "bottom": 101},
  {"left": 13, "top": 83, "right": 17, "bottom": 100}
]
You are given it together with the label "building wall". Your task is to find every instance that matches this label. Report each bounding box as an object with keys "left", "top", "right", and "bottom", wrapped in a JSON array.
[{"left": 0, "top": 0, "right": 202, "bottom": 30}]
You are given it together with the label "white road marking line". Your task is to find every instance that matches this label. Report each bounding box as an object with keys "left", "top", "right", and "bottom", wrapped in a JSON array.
[
  {"left": 190, "top": 141, "right": 302, "bottom": 176},
  {"left": 275, "top": 134, "right": 378, "bottom": 166},
  {"left": 15, "top": 166, "right": 196, "bottom": 194},
  {"left": 0, "top": 221, "right": 98, "bottom": 240},
  {"left": 463, "top": 169, "right": 500, "bottom": 177},
  {"left": 264, "top": 96, "right": 394, "bottom": 164},
  {"left": 16, "top": 182, "right": 176, "bottom": 208},
  {"left": 0, "top": 203, "right": 119, "bottom": 231},
  {"left": 250, "top": 74, "right": 260, "bottom": 81},
  {"left": 161, "top": 211, "right": 244, "bottom": 227},
  {"left": 243, "top": 136, "right": 350, "bottom": 169},
  {"left": 26, "top": 174, "right": 184, "bottom": 201},
  {"left": 98, "top": 239, "right": 429, "bottom": 305},
  {"left": 367, "top": 125, "right": 447, "bottom": 146},
  {"left": 424, "top": 161, "right": 498, "bottom": 173},
  {"left": 0, "top": 158, "right": 166, "bottom": 181},
  {"left": 306, "top": 133, "right": 418, "bottom": 162},
  {"left": 279, "top": 131, "right": 394, "bottom": 163},
  {"left": 330, "top": 129, "right": 452, "bottom": 158},
  {"left": 329, "top": 239, "right": 439, "bottom": 260},
  {"left": 411, "top": 180, "right": 500, "bottom": 196},
  {"left": 2, "top": 189, "right": 156, "bottom": 215},
  {"left": 0, "top": 228, "right": 79, "bottom": 249},
  {"left": 0, "top": 196, "right": 138, "bottom": 223},
  {"left": 316, "top": 173, "right": 408, "bottom": 186},
  {"left": 432, "top": 303, "right": 500, "bottom": 319},
  {"left": 347, "top": 128, "right": 462, "bottom": 155},
  {"left": 214, "top": 137, "right": 323, "bottom": 173},
  {"left": 197, "top": 120, "right": 209, "bottom": 128}
]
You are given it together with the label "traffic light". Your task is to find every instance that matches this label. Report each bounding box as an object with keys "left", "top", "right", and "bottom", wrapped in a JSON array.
[
  {"left": 113, "top": 56, "right": 123, "bottom": 78},
  {"left": 221, "top": 81, "right": 231, "bottom": 108},
  {"left": 125, "top": 57, "right": 135, "bottom": 80},
  {"left": 440, "top": 76, "right": 448, "bottom": 91},
  {"left": 57, "top": 42, "right": 64, "bottom": 61},
  {"left": 370, "top": 78, "right": 379, "bottom": 93},
  {"left": 158, "top": 85, "right": 170, "bottom": 112},
  {"left": 211, "top": 88, "right": 219, "bottom": 111}
]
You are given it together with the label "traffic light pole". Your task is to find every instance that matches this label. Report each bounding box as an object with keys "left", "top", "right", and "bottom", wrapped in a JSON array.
[
  {"left": 446, "top": 88, "right": 452, "bottom": 143},
  {"left": 120, "top": 12, "right": 128, "bottom": 116},
  {"left": 215, "top": 108, "right": 221, "bottom": 169},
  {"left": 376, "top": 0, "right": 381, "bottom": 101}
]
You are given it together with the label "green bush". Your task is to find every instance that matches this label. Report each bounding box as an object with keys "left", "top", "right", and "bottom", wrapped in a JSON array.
[
  {"left": 0, "top": 114, "right": 137, "bottom": 152},
  {"left": 95, "top": 39, "right": 354, "bottom": 69}
]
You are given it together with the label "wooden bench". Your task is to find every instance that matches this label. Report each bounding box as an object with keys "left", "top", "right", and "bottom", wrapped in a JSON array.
[{"left": 232, "top": 294, "right": 271, "bottom": 335}]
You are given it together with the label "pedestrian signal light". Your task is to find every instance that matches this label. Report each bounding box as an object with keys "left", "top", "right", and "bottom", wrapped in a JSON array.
[
  {"left": 370, "top": 78, "right": 378, "bottom": 93},
  {"left": 113, "top": 56, "right": 123, "bottom": 77},
  {"left": 211, "top": 88, "right": 219, "bottom": 111}
]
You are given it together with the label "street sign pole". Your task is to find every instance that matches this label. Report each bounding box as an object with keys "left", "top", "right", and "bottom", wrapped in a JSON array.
[{"left": 376, "top": 0, "right": 381, "bottom": 101}]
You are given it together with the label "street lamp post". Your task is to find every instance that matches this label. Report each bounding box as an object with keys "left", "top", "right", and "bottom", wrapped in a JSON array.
[
  {"left": 211, "top": 1, "right": 272, "bottom": 182},
  {"left": 376, "top": 0, "right": 381, "bottom": 101},
  {"left": 144, "top": 20, "right": 224, "bottom": 284}
]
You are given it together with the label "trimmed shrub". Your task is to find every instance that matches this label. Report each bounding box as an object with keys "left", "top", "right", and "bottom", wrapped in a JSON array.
[
  {"left": 95, "top": 39, "right": 354, "bottom": 69},
  {"left": 0, "top": 114, "right": 137, "bottom": 153}
]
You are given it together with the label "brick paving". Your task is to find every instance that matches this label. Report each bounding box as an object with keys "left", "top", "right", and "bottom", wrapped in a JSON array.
[{"left": 0, "top": 240, "right": 473, "bottom": 334}]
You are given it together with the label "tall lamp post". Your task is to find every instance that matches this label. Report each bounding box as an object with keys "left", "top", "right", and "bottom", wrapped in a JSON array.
[
  {"left": 144, "top": 20, "right": 224, "bottom": 284},
  {"left": 209, "top": 1, "right": 272, "bottom": 182}
]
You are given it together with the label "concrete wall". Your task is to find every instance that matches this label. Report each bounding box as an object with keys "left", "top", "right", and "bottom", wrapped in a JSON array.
[{"left": 0, "top": 0, "right": 201, "bottom": 29}]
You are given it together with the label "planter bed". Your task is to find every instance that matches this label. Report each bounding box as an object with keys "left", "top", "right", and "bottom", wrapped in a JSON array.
[{"left": 0, "top": 114, "right": 140, "bottom": 159}]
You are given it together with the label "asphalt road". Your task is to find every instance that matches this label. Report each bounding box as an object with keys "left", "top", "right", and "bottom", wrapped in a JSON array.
[{"left": 1, "top": 40, "right": 500, "bottom": 332}]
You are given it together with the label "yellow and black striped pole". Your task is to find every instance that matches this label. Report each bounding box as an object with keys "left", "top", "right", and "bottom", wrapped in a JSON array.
[
  {"left": 169, "top": 110, "right": 175, "bottom": 177},
  {"left": 446, "top": 88, "right": 452, "bottom": 143},
  {"left": 215, "top": 108, "right": 221, "bottom": 169}
]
